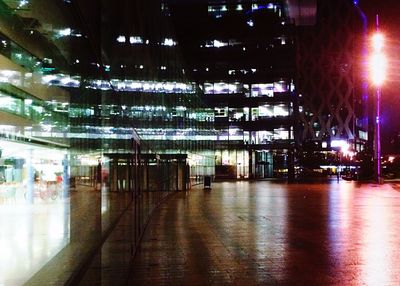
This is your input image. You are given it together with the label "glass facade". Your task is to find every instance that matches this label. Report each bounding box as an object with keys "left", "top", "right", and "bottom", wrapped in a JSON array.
[
  {"left": 0, "top": 0, "right": 214, "bottom": 284},
  {"left": 0, "top": 0, "right": 215, "bottom": 199},
  {"left": 168, "top": 0, "right": 298, "bottom": 179}
]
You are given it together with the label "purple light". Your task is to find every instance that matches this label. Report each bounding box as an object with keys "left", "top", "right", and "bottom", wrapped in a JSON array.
[{"left": 246, "top": 4, "right": 275, "bottom": 15}]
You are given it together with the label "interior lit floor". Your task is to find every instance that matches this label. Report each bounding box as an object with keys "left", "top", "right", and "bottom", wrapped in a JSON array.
[
  {"left": 0, "top": 185, "right": 131, "bottom": 286},
  {"left": 129, "top": 181, "right": 400, "bottom": 285},
  {"left": 0, "top": 196, "right": 69, "bottom": 285}
]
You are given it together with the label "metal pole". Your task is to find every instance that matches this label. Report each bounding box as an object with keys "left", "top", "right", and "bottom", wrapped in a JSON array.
[
  {"left": 375, "top": 14, "right": 381, "bottom": 183},
  {"left": 375, "top": 88, "right": 381, "bottom": 182}
]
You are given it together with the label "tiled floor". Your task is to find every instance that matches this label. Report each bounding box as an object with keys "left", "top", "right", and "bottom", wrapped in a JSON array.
[
  {"left": 129, "top": 181, "right": 400, "bottom": 285},
  {"left": 0, "top": 185, "right": 131, "bottom": 286}
]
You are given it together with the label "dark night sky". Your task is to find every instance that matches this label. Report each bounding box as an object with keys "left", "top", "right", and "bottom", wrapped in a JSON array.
[{"left": 359, "top": 0, "right": 400, "bottom": 153}]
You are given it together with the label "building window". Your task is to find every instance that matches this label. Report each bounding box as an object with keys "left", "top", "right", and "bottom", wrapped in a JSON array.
[
  {"left": 359, "top": 130, "right": 368, "bottom": 140},
  {"left": 204, "top": 82, "right": 241, "bottom": 94},
  {"left": 251, "top": 83, "right": 274, "bottom": 97}
]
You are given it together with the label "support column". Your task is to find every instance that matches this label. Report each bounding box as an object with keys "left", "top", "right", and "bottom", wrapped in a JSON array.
[
  {"left": 288, "top": 150, "right": 295, "bottom": 182},
  {"left": 248, "top": 149, "right": 253, "bottom": 179}
]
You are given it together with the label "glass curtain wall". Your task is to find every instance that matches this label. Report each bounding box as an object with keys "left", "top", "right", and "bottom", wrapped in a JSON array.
[
  {"left": 0, "top": 0, "right": 214, "bottom": 193},
  {"left": 0, "top": 0, "right": 214, "bottom": 284}
]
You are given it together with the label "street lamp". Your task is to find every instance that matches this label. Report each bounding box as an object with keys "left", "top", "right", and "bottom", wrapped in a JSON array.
[{"left": 368, "top": 15, "right": 387, "bottom": 183}]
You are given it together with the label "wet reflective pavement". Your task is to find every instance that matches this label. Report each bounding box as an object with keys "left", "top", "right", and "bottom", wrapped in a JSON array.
[{"left": 129, "top": 181, "right": 400, "bottom": 285}]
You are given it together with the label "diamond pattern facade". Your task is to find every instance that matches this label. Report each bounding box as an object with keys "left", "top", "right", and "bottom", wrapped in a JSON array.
[{"left": 297, "top": 0, "right": 368, "bottom": 148}]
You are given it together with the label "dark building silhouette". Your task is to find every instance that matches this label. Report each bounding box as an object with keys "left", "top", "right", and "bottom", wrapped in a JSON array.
[{"left": 296, "top": 0, "right": 369, "bottom": 170}]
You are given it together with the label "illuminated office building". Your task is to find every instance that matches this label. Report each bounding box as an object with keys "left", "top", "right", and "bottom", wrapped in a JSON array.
[
  {"left": 0, "top": 0, "right": 369, "bottom": 191},
  {"left": 0, "top": 0, "right": 71, "bottom": 199},
  {"left": 0, "top": 0, "right": 215, "bottom": 197},
  {"left": 168, "top": 1, "right": 299, "bottom": 179},
  {"left": 67, "top": 0, "right": 215, "bottom": 182}
]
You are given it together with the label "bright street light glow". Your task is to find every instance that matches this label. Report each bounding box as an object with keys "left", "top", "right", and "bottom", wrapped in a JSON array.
[
  {"left": 371, "top": 33, "right": 384, "bottom": 52},
  {"left": 369, "top": 53, "right": 387, "bottom": 86},
  {"left": 369, "top": 32, "right": 386, "bottom": 87}
]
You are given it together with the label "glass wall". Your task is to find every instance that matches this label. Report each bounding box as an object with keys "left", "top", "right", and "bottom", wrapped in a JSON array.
[{"left": 0, "top": 0, "right": 215, "bottom": 284}]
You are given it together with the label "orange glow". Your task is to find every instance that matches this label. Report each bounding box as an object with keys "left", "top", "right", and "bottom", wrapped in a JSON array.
[{"left": 369, "top": 33, "right": 387, "bottom": 87}]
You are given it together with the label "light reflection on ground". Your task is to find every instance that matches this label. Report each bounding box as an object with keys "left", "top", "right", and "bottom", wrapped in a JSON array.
[
  {"left": 2, "top": 180, "right": 400, "bottom": 285},
  {"left": 0, "top": 197, "right": 69, "bottom": 285},
  {"left": 131, "top": 180, "right": 400, "bottom": 285}
]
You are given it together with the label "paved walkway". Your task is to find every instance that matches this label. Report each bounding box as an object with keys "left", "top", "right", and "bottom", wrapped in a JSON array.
[{"left": 129, "top": 181, "right": 400, "bottom": 285}]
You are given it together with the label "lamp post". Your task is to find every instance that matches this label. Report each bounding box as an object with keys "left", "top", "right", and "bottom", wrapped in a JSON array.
[{"left": 369, "top": 15, "right": 386, "bottom": 183}]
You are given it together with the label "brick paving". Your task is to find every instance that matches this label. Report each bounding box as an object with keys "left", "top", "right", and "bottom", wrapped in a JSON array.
[{"left": 128, "top": 181, "right": 400, "bottom": 285}]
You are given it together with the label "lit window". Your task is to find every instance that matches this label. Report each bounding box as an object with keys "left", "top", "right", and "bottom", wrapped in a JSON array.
[
  {"left": 58, "top": 28, "right": 71, "bottom": 37},
  {"left": 273, "top": 129, "right": 289, "bottom": 140},
  {"left": 129, "top": 36, "right": 143, "bottom": 44},
  {"left": 273, "top": 81, "right": 289, "bottom": 92},
  {"left": 204, "top": 82, "right": 241, "bottom": 94},
  {"left": 161, "top": 38, "right": 177, "bottom": 46},
  {"left": 18, "top": 0, "right": 28, "bottom": 8},
  {"left": 213, "top": 40, "right": 228, "bottom": 48},
  {"left": 117, "top": 35, "right": 126, "bottom": 43},
  {"left": 273, "top": 105, "right": 289, "bottom": 117},
  {"left": 359, "top": 131, "right": 368, "bottom": 140},
  {"left": 251, "top": 84, "right": 274, "bottom": 97},
  {"left": 258, "top": 105, "right": 273, "bottom": 117}
]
